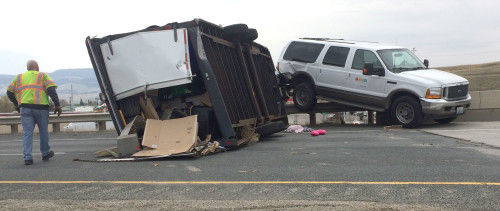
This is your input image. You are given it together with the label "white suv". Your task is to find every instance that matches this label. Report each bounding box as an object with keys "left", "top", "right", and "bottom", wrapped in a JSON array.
[{"left": 277, "top": 38, "right": 471, "bottom": 128}]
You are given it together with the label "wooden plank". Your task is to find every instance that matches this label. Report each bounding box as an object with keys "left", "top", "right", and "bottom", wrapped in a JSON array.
[{"left": 139, "top": 96, "right": 160, "bottom": 120}]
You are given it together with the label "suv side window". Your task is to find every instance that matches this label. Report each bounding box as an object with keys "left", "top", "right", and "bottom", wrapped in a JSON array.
[
  {"left": 351, "top": 49, "right": 383, "bottom": 70},
  {"left": 283, "top": 41, "right": 324, "bottom": 63},
  {"left": 322, "top": 46, "right": 350, "bottom": 67}
]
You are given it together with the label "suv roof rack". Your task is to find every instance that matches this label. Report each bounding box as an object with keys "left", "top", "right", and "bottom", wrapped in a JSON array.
[{"left": 299, "top": 38, "right": 378, "bottom": 45}]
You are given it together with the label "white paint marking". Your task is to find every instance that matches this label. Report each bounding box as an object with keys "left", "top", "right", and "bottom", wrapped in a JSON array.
[
  {"left": 185, "top": 166, "right": 202, "bottom": 172},
  {"left": 0, "top": 152, "right": 66, "bottom": 156}
]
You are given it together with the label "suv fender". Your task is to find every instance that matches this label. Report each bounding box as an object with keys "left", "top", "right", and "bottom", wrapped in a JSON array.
[
  {"left": 290, "top": 71, "right": 316, "bottom": 91},
  {"left": 385, "top": 89, "right": 421, "bottom": 110}
]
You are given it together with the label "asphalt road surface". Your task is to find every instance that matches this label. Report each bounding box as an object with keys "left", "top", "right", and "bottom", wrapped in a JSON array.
[{"left": 1, "top": 123, "right": 499, "bottom": 210}]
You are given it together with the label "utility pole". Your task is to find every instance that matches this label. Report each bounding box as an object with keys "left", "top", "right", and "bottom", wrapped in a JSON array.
[{"left": 70, "top": 84, "right": 73, "bottom": 111}]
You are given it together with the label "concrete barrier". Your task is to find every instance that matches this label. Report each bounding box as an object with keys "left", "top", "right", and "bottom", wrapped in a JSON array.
[{"left": 456, "top": 90, "right": 500, "bottom": 122}]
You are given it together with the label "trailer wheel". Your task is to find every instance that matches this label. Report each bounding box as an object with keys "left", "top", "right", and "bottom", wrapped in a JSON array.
[
  {"left": 293, "top": 82, "right": 317, "bottom": 111},
  {"left": 223, "top": 24, "right": 249, "bottom": 40},
  {"left": 241, "top": 28, "right": 258, "bottom": 42},
  {"left": 434, "top": 117, "right": 457, "bottom": 124},
  {"left": 390, "top": 96, "right": 423, "bottom": 128}
]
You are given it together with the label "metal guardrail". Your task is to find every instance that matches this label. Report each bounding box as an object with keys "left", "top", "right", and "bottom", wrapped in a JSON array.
[
  {"left": 0, "top": 104, "right": 352, "bottom": 134},
  {"left": 284, "top": 103, "right": 372, "bottom": 126},
  {"left": 1, "top": 90, "right": 498, "bottom": 134},
  {"left": 0, "top": 113, "right": 111, "bottom": 134}
]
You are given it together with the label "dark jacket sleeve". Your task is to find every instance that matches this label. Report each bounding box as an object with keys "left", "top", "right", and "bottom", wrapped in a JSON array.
[
  {"left": 47, "top": 87, "right": 60, "bottom": 107},
  {"left": 6, "top": 91, "right": 18, "bottom": 107}
]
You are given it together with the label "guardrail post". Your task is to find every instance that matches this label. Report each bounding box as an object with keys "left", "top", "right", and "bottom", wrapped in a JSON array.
[
  {"left": 309, "top": 112, "right": 316, "bottom": 126},
  {"left": 10, "top": 124, "right": 18, "bottom": 134},
  {"left": 52, "top": 123, "right": 60, "bottom": 133},
  {"left": 97, "top": 121, "right": 106, "bottom": 132}
]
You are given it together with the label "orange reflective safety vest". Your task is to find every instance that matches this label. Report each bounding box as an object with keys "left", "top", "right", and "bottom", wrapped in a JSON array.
[{"left": 7, "top": 70, "right": 57, "bottom": 105}]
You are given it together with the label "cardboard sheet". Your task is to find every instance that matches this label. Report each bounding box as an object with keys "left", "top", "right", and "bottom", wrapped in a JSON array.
[{"left": 132, "top": 115, "right": 198, "bottom": 157}]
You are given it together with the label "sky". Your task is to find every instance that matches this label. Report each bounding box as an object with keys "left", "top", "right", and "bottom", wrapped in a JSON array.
[{"left": 0, "top": 0, "right": 499, "bottom": 75}]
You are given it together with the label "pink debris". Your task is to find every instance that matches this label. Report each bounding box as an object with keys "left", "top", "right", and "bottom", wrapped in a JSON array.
[{"left": 310, "top": 131, "right": 319, "bottom": 136}]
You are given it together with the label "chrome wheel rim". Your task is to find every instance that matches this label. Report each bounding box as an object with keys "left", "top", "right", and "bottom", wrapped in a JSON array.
[
  {"left": 296, "top": 88, "right": 310, "bottom": 106},
  {"left": 395, "top": 102, "right": 414, "bottom": 124}
]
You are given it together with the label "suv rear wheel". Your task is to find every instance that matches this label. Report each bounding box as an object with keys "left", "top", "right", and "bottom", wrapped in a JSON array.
[
  {"left": 293, "top": 82, "right": 317, "bottom": 111},
  {"left": 390, "top": 96, "right": 423, "bottom": 128}
]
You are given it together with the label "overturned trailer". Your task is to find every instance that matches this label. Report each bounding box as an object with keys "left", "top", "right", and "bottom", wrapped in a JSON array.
[{"left": 85, "top": 19, "right": 288, "bottom": 148}]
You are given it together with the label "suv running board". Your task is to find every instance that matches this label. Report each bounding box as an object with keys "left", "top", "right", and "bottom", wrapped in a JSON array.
[{"left": 317, "top": 96, "right": 385, "bottom": 112}]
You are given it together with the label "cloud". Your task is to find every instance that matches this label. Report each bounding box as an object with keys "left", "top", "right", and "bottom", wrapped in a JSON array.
[{"left": 0, "top": 0, "right": 499, "bottom": 74}]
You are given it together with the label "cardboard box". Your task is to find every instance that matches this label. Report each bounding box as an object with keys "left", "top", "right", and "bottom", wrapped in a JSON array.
[{"left": 133, "top": 115, "right": 198, "bottom": 157}]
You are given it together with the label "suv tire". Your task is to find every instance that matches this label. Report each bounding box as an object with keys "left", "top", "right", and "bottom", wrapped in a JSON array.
[
  {"left": 390, "top": 96, "right": 423, "bottom": 128},
  {"left": 293, "top": 82, "right": 317, "bottom": 111},
  {"left": 241, "top": 28, "right": 258, "bottom": 42},
  {"left": 223, "top": 24, "right": 248, "bottom": 40},
  {"left": 434, "top": 117, "right": 457, "bottom": 124}
]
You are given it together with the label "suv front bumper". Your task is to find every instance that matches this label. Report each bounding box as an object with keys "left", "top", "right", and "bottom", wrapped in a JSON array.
[{"left": 420, "top": 94, "right": 471, "bottom": 117}]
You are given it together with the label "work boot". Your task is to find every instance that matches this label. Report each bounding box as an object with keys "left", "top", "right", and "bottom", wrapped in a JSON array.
[
  {"left": 42, "top": 151, "right": 54, "bottom": 161},
  {"left": 25, "top": 160, "right": 33, "bottom": 165}
]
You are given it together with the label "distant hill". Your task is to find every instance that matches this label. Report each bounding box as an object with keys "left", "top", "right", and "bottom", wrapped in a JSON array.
[
  {"left": 47, "top": 68, "right": 100, "bottom": 95},
  {"left": 1, "top": 61, "right": 498, "bottom": 101},
  {"left": 437, "top": 61, "right": 500, "bottom": 91},
  {"left": 0, "top": 68, "right": 100, "bottom": 101}
]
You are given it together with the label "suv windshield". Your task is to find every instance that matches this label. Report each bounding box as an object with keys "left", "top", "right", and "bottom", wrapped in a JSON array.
[{"left": 377, "top": 49, "right": 426, "bottom": 73}]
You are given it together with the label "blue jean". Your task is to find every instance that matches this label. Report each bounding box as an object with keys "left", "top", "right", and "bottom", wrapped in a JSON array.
[{"left": 20, "top": 107, "right": 50, "bottom": 160}]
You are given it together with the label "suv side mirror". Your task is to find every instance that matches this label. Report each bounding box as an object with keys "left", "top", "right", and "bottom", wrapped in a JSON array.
[
  {"left": 363, "top": 63, "right": 385, "bottom": 76},
  {"left": 423, "top": 59, "right": 429, "bottom": 68}
]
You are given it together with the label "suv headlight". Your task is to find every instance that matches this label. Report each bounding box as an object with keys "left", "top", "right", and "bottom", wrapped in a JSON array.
[{"left": 425, "top": 87, "right": 442, "bottom": 99}]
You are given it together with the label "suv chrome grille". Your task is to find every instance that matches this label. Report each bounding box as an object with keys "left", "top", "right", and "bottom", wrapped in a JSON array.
[{"left": 444, "top": 84, "right": 468, "bottom": 100}]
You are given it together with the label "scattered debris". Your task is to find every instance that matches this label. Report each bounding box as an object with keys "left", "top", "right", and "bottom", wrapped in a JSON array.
[
  {"left": 309, "top": 129, "right": 326, "bottom": 136},
  {"left": 238, "top": 125, "right": 260, "bottom": 146},
  {"left": 384, "top": 125, "right": 403, "bottom": 131},
  {"left": 94, "top": 147, "right": 119, "bottom": 157},
  {"left": 285, "top": 125, "right": 304, "bottom": 133},
  {"left": 286, "top": 125, "right": 327, "bottom": 137},
  {"left": 316, "top": 129, "right": 326, "bottom": 135}
]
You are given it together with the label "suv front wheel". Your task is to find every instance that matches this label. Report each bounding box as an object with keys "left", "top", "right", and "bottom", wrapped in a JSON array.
[
  {"left": 390, "top": 96, "right": 423, "bottom": 128},
  {"left": 293, "top": 82, "right": 317, "bottom": 111}
]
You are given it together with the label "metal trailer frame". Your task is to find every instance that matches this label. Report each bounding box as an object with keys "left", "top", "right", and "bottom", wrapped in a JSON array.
[{"left": 85, "top": 19, "right": 287, "bottom": 147}]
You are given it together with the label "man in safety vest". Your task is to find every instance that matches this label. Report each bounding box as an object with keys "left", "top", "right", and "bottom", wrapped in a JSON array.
[{"left": 6, "top": 60, "right": 62, "bottom": 165}]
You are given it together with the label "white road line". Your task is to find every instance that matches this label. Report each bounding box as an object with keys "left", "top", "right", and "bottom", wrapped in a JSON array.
[
  {"left": 0, "top": 138, "right": 115, "bottom": 143},
  {"left": 185, "top": 166, "right": 202, "bottom": 172},
  {"left": 52, "top": 138, "right": 116, "bottom": 141},
  {"left": 0, "top": 140, "right": 23, "bottom": 143},
  {"left": 0, "top": 152, "right": 66, "bottom": 156},
  {"left": 422, "top": 129, "right": 499, "bottom": 132}
]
